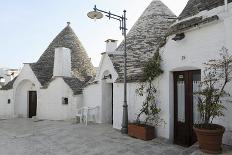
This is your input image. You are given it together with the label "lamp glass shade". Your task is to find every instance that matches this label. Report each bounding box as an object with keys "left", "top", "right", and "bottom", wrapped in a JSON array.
[{"left": 87, "top": 11, "right": 103, "bottom": 20}]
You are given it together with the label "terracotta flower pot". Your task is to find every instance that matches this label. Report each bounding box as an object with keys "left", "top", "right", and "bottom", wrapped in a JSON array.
[
  {"left": 128, "top": 123, "right": 155, "bottom": 141},
  {"left": 193, "top": 124, "right": 225, "bottom": 154}
]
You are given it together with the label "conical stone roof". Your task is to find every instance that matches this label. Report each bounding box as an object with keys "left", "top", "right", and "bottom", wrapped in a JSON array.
[
  {"left": 109, "top": 0, "right": 175, "bottom": 82},
  {"left": 179, "top": 0, "right": 232, "bottom": 20},
  {"left": 30, "top": 24, "right": 96, "bottom": 86}
]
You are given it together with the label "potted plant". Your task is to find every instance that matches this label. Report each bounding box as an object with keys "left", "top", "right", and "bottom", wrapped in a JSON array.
[
  {"left": 193, "top": 47, "right": 232, "bottom": 154},
  {"left": 128, "top": 52, "right": 165, "bottom": 141}
]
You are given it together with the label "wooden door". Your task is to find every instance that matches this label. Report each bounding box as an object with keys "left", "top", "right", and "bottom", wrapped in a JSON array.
[
  {"left": 174, "top": 70, "right": 201, "bottom": 146},
  {"left": 28, "top": 91, "right": 37, "bottom": 118}
]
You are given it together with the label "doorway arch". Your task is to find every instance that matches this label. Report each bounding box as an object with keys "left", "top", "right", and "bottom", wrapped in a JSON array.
[
  {"left": 14, "top": 79, "right": 37, "bottom": 118},
  {"left": 101, "top": 70, "right": 113, "bottom": 124}
]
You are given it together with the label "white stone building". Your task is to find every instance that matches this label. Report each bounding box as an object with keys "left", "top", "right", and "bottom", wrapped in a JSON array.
[
  {"left": 83, "top": 0, "right": 232, "bottom": 146},
  {"left": 0, "top": 0, "right": 232, "bottom": 147},
  {"left": 159, "top": 0, "right": 232, "bottom": 146},
  {"left": 0, "top": 23, "right": 96, "bottom": 120}
]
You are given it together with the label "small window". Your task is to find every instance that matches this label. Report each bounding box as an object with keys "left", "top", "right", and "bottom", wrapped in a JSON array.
[
  {"left": 62, "top": 97, "right": 68, "bottom": 105},
  {"left": 7, "top": 99, "right": 10, "bottom": 104}
]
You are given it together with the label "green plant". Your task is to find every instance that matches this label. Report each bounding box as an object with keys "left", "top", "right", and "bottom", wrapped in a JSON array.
[
  {"left": 195, "top": 47, "right": 232, "bottom": 129},
  {"left": 136, "top": 52, "right": 164, "bottom": 126}
]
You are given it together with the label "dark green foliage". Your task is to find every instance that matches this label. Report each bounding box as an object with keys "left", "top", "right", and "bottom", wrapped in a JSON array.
[
  {"left": 143, "top": 52, "right": 163, "bottom": 81},
  {"left": 195, "top": 47, "right": 232, "bottom": 129},
  {"left": 136, "top": 52, "right": 164, "bottom": 126}
]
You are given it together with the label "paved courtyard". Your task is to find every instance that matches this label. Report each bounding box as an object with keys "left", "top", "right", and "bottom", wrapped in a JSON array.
[{"left": 0, "top": 119, "right": 231, "bottom": 155}]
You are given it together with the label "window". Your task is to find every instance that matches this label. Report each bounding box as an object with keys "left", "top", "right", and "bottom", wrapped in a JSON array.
[{"left": 62, "top": 97, "right": 68, "bottom": 105}]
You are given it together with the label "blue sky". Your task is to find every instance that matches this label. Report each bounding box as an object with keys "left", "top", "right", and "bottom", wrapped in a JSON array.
[{"left": 0, "top": 0, "right": 188, "bottom": 68}]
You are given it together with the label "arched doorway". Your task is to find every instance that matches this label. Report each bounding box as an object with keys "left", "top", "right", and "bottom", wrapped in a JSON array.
[
  {"left": 101, "top": 70, "right": 113, "bottom": 124},
  {"left": 14, "top": 80, "right": 37, "bottom": 118}
]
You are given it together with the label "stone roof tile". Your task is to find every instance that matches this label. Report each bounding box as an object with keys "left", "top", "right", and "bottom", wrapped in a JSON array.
[
  {"left": 109, "top": 0, "right": 175, "bottom": 82},
  {"left": 179, "top": 0, "right": 232, "bottom": 20},
  {"left": 2, "top": 24, "right": 96, "bottom": 93},
  {"left": 30, "top": 25, "right": 96, "bottom": 86},
  {"left": 63, "top": 77, "right": 85, "bottom": 95}
]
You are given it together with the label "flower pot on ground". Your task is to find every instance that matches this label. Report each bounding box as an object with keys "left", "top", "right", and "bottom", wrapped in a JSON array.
[
  {"left": 194, "top": 47, "right": 232, "bottom": 154},
  {"left": 128, "top": 52, "right": 164, "bottom": 141},
  {"left": 128, "top": 123, "right": 155, "bottom": 141},
  {"left": 193, "top": 124, "right": 225, "bottom": 154}
]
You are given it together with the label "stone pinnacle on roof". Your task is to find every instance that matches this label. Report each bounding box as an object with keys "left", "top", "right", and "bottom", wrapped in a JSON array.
[
  {"left": 109, "top": 0, "right": 176, "bottom": 82},
  {"left": 30, "top": 24, "right": 96, "bottom": 86}
]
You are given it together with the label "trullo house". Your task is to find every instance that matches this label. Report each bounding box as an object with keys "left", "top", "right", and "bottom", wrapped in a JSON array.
[{"left": 0, "top": 0, "right": 232, "bottom": 147}]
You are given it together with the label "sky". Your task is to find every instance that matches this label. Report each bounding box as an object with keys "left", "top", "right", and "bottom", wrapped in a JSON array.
[{"left": 0, "top": 0, "right": 188, "bottom": 68}]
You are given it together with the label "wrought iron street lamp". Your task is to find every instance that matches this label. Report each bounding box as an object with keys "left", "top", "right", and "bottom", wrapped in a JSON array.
[{"left": 87, "top": 5, "right": 128, "bottom": 134}]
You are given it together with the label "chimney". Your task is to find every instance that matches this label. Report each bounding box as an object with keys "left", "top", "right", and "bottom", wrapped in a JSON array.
[
  {"left": 105, "top": 39, "right": 117, "bottom": 53},
  {"left": 53, "top": 47, "right": 71, "bottom": 77}
]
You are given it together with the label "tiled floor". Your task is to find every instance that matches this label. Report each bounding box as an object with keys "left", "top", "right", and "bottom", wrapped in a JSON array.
[
  {"left": 0, "top": 119, "right": 231, "bottom": 155},
  {"left": 0, "top": 118, "right": 184, "bottom": 155}
]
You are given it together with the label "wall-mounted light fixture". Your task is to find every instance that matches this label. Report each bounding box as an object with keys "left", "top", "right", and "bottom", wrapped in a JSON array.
[
  {"left": 62, "top": 97, "right": 68, "bottom": 105},
  {"left": 172, "top": 33, "right": 185, "bottom": 41},
  {"left": 102, "top": 74, "right": 112, "bottom": 80}
]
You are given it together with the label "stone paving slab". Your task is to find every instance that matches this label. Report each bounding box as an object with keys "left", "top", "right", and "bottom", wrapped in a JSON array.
[
  {"left": 181, "top": 142, "right": 232, "bottom": 155},
  {"left": 1, "top": 119, "right": 231, "bottom": 155},
  {"left": 0, "top": 118, "right": 185, "bottom": 155},
  {"left": 189, "top": 144, "right": 232, "bottom": 155}
]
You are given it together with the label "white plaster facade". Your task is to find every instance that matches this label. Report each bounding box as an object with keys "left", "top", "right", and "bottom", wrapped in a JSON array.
[
  {"left": 38, "top": 77, "right": 81, "bottom": 120},
  {"left": 0, "top": 0, "right": 232, "bottom": 147},
  {"left": 105, "top": 39, "right": 118, "bottom": 53},
  {"left": 82, "top": 3, "right": 232, "bottom": 146},
  {"left": 0, "top": 50, "right": 82, "bottom": 121},
  {"left": 0, "top": 90, "right": 14, "bottom": 118},
  {"left": 82, "top": 53, "right": 146, "bottom": 129},
  {"left": 158, "top": 4, "right": 232, "bottom": 145},
  {"left": 53, "top": 47, "right": 71, "bottom": 77}
]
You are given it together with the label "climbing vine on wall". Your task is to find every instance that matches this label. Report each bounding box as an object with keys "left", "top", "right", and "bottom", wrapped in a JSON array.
[{"left": 136, "top": 52, "right": 164, "bottom": 126}]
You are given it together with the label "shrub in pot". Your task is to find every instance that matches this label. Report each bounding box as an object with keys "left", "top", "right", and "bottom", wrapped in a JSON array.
[
  {"left": 194, "top": 47, "right": 232, "bottom": 154},
  {"left": 128, "top": 52, "right": 165, "bottom": 141}
]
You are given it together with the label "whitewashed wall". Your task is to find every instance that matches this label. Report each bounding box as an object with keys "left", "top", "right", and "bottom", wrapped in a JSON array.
[
  {"left": 159, "top": 6, "right": 232, "bottom": 145},
  {"left": 13, "top": 64, "right": 41, "bottom": 118},
  {"left": 89, "top": 4, "right": 232, "bottom": 145},
  {"left": 0, "top": 63, "right": 81, "bottom": 120},
  {"left": 38, "top": 77, "right": 81, "bottom": 120},
  {"left": 53, "top": 47, "right": 71, "bottom": 77},
  {"left": 112, "top": 83, "right": 145, "bottom": 130},
  {"left": 86, "top": 53, "right": 118, "bottom": 124},
  {"left": 15, "top": 80, "right": 36, "bottom": 117},
  {"left": 82, "top": 83, "right": 101, "bottom": 123},
  {"left": 0, "top": 90, "right": 14, "bottom": 118}
]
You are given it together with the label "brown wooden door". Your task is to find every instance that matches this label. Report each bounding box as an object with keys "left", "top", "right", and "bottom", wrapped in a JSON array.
[
  {"left": 28, "top": 91, "right": 37, "bottom": 118},
  {"left": 174, "top": 70, "right": 201, "bottom": 146}
]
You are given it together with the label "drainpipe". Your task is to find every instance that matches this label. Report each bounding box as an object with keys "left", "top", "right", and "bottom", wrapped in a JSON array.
[{"left": 225, "top": 0, "right": 228, "bottom": 12}]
